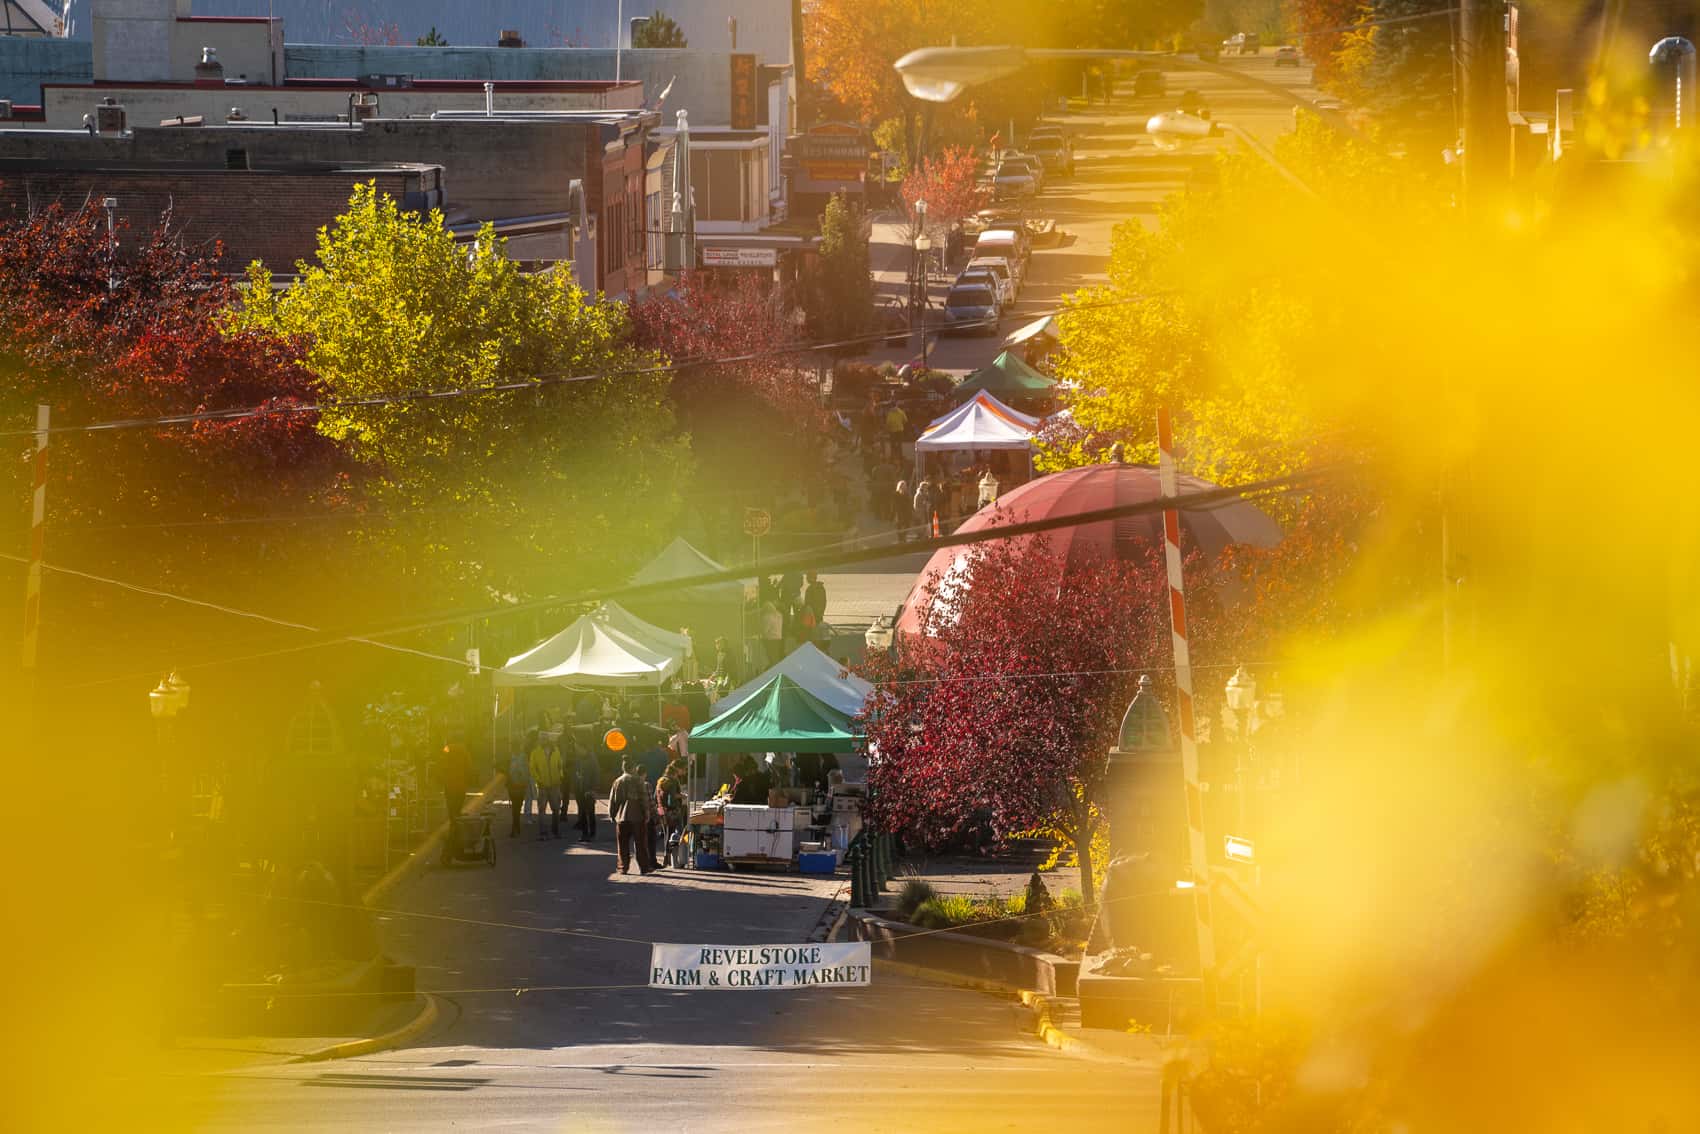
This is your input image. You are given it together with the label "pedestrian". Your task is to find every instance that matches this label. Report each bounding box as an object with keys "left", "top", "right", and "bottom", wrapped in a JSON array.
[
  {"left": 505, "top": 744, "right": 530, "bottom": 838},
  {"left": 711, "top": 635, "right": 738, "bottom": 685},
  {"left": 656, "top": 760, "right": 688, "bottom": 868},
  {"left": 894, "top": 479, "right": 911, "bottom": 542},
  {"left": 529, "top": 733, "right": 564, "bottom": 840},
  {"left": 913, "top": 476, "right": 938, "bottom": 539},
  {"left": 438, "top": 732, "right": 472, "bottom": 859},
  {"left": 760, "top": 597, "right": 784, "bottom": 665},
  {"left": 571, "top": 732, "right": 601, "bottom": 841},
  {"left": 804, "top": 572, "right": 827, "bottom": 628},
  {"left": 884, "top": 401, "right": 908, "bottom": 460},
  {"left": 610, "top": 758, "right": 658, "bottom": 875},
  {"left": 979, "top": 467, "right": 1000, "bottom": 509},
  {"left": 680, "top": 627, "right": 698, "bottom": 682}
]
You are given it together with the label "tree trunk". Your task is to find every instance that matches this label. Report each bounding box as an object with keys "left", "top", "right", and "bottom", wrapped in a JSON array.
[{"left": 1074, "top": 799, "right": 1097, "bottom": 912}]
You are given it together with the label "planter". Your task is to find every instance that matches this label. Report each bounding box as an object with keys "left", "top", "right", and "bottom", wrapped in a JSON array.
[{"left": 849, "top": 910, "right": 1079, "bottom": 996}]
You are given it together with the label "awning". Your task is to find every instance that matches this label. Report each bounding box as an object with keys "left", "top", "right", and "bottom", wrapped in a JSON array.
[
  {"left": 495, "top": 604, "right": 682, "bottom": 688},
  {"left": 915, "top": 391, "right": 1039, "bottom": 452},
  {"left": 951, "top": 350, "right": 1058, "bottom": 403},
  {"left": 712, "top": 642, "right": 873, "bottom": 718},
  {"left": 690, "top": 674, "right": 861, "bottom": 753},
  {"left": 1002, "top": 314, "right": 1060, "bottom": 348}
]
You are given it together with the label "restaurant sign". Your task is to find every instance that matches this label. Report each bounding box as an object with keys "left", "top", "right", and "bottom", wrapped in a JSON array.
[
  {"left": 702, "top": 245, "right": 779, "bottom": 268},
  {"left": 649, "top": 942, "right": 872, "bottom": 989},
  {"left": 795, "top": 122, "right": 869, "bottom": 183}
]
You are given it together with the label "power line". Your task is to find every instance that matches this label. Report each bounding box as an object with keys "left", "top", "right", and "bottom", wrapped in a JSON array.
[{"left": 12, "top": 464, "right": 1340, "bottom": 689}]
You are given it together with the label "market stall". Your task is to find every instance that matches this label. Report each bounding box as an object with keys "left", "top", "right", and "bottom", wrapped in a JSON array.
[
  {"left": 684, "top": 674, "right": 864, "bottom": 872},
  {"left": 948, "top": 350, "right": 1057, "bottom": 412},
  {"left": 622, "top": 537, "right": 747, "bottom": 672},
  {"left": 914, "top": 390, "right": 1041, "bottom": 499}
]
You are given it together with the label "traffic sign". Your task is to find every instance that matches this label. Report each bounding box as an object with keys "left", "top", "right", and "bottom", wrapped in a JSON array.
[{"left": 743, "top": 508, "right": 771, "bottom": 537}]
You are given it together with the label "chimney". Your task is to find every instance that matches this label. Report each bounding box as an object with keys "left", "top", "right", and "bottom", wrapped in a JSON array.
[
  {"left": 94, "top": 95, "right": 127, "bottom": 135},
  {"left": 194, "top": 46, "right": 224, "bottom": 87},
  {"left": 498, "top": 29, "right": 524, "bottom": 48},
  {"left": 349, "top": 91, "right": 380, "bottom": 122}
]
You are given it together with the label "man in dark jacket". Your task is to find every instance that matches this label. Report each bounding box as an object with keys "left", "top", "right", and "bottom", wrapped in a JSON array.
[{"left": 609, "top": 759, "right": 658, "bottom": 875}]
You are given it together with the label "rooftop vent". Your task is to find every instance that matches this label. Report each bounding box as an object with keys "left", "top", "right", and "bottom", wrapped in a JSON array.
[
  {"left": 498, "top": 29, "right": 525, "bottom": 48},
  {"left": 94, "top": 96, "right": 126, "bottom": 135},
  {"left": 195, "top": 47, "right": 225, "bottom": 88}
]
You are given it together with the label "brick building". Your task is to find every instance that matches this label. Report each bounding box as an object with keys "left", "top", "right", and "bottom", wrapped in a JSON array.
[{"left": 0, "top": 157, "right": 441, "bottom": 273}]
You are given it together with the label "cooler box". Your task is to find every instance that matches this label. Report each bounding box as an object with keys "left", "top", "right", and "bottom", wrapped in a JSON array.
[
  {"left": 797, "top": 851, "right": 837, "bottom": 874},
  {"left": 694, "top": 852, "right": 724, "bottom": 871}
]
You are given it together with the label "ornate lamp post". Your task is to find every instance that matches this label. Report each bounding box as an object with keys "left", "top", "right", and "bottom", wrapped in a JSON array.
[
  {"left": 149, "top": 671, "right": 191, "bottom": 839},
  {"left": 1104, "top": 674, "right": 1180, "bottom": 864}
]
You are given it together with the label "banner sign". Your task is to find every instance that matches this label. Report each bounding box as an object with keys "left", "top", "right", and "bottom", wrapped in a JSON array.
[
  {"left": 730, "top": 53, "right": 759, "bottom": 130},
  {"left": 702, "top": 245, "right": 778, "bottom": 268},
  {"left": 649, "top": 943, "right": 871, "bottom": 990}
]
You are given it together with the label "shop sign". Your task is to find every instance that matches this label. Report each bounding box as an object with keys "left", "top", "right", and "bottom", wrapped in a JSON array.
[
  {"left": 649, "top": 943, "right": 872, "bottom": 989},
  {"left": 703, "top": 246, "right": 778, "bottom": 268},
  {"left": 796, "top": 123, "right": 869, "bottom": 183},
  {"left": 730, "top": 53, "right": 758, "bottom": 130}
]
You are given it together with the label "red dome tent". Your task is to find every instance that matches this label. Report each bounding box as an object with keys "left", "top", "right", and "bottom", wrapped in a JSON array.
[{"left": 895, "top": 462, "right": 1284, "bottom": 638}]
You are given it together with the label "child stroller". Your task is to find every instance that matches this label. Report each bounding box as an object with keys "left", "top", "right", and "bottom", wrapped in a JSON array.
[{"left": 442, "top": 810, "right": 497, "bottom": 868}]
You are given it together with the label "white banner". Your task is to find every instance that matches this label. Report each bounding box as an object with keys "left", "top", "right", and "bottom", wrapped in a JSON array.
[{"left": 649, "top": 943, "right": 871, "bottom": 990}]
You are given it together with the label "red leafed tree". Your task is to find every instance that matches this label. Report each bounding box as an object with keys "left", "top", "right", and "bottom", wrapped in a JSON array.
[
  {"left": 0, "top": 197, "right": 348, "bottom": 674},
  {"left": 629, "top": 270, "right": 838, "bottom": 516},
  {"left": 1283, "top": 0, "right": 1361, "bottom": 87},
  {"left": 900, "top": 146, "right": 986, "bottom": 232},
  {"left": 859, "top": 534, "right": 1228, "bottom": 907}
]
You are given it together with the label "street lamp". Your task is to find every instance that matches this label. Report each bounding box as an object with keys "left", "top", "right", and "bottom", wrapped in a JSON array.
[
  {"left": 101, "top": 196, "right": 118, "bottom": 293},
  {"left": 149, "top": 671, "right": 191, "bottom": 720},
  {"left": 912, "top": 198, "right": 931, "bottom": 371}
]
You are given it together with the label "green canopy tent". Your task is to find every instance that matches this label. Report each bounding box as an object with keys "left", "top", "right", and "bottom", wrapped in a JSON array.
[
  {"left": 950, "top": 350, "right": 1057, "bottom": 404},
  {"left": 689, "top": 674, "right": 861, "bottom": 754}
]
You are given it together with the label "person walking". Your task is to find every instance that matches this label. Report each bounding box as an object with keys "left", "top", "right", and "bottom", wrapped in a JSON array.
[
  {"left": 655, "top": 760, "right": 688, "bottom": 869},
  {"left": 884, "top": 401, "right": 909, "bottom": 461},
  {"left": 529, "top": 734, "right": 564, "bottom": 840},
  {"left": 609, "top": 758, "right": 658, "bottom": 875},
  {"left": 760, "top": 597, "right": 784, "bottom": 665},
  {"left": 571, "top": 736, "right": 601, "bottom": 841},
  {"left": 913, "top": 476, "right": 938, "bottom": 541},
  {"left": 804, "top": 572, "right": 827, "bottom": 630},
  {"left": 504, "top": 745, "right": 530, "bottom": 838},
  {"left": 894, "top": 480, "right": 911, "bottom": 542},
  {"left": 437, "top": 733, "right": 472, "bottom": 861}
]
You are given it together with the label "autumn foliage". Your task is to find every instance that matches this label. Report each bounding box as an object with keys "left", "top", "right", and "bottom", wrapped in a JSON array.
[
  {"left": 901, "top": 146, "right": 987, "bottom": 232},
  {"left": 860, "top": 534, "right": 1230, "bottom": 903}
]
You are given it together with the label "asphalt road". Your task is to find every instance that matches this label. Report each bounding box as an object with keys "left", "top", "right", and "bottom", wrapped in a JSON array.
[{"left": 165, "top": 814, "right": 1157, "bottom": 1131}]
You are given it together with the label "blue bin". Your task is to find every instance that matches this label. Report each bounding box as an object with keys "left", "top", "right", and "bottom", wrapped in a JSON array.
[
  {"left": 798, "top": 851, "right": 837, "bottom": 875},
  {"left": 694, "top": 852, "right": 724, "bottom": 871}
]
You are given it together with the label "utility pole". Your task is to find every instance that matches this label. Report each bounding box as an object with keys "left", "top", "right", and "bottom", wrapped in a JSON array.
[
  {"left": 21, "top": 404, "right": 48, "bottom": 733},
  {"left": 1458, "top": 0, "right": 1509, "bottom": 212}
]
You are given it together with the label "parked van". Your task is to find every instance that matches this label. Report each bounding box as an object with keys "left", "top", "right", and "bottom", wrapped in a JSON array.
[{"left": 974, "top": 227, "right": 1030, "bottom": 273}]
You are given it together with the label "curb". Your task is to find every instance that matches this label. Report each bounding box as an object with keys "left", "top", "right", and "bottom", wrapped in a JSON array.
[
  {"left": 870, "top": 956, "right": 1157, "bottom": 1065},
  {"left": 293, "top": 993, "right": 440, "bottom": 1063}
]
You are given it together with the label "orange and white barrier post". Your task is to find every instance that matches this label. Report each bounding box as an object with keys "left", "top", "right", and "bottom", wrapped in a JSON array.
[{"left": 1157, "top": 407, "right": 1217, "bottom": 1007}]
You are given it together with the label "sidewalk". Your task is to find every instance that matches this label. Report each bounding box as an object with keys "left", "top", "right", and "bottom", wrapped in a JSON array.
[{"left": 160, "top": 991, "right": 438, "bottom": 1075}]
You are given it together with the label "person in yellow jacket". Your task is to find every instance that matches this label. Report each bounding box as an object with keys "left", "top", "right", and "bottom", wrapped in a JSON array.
[{"left": 529, "top": 735, "right": 565, "bottom": 841}]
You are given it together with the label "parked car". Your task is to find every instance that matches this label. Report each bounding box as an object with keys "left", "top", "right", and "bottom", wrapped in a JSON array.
[
  {"left": 1028, "top": 135, "right": 1074, "bottom": 174},
  {"left": 940, "top": 282, "right": 1001, "bottom": 335},
  {"left": 965, "top": 255, "right": 1020, "bottom": 301},
  {"left": 1132, "top": 69, "right": 1166, "bottom": 98},
  {"left": 955, "top": 268, "right": 1008, "bottom": 310},
  {"left": 988, "top": 165, "right": 1038, "bottom": 199},
  {"left": 974, "top": 227, "right": 1031, "bottom": 271},
  {"left": 999, "top": 151, "right": 1046, "bottom": 189},
  {"left": 1274, "top": 45, "right": 1301, "bottom": 67}
]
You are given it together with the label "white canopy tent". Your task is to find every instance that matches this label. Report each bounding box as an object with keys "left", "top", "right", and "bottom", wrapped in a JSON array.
[
  {"left": 628, "top": 537, "right": 745, "bottom": 606},
  {"left": 1002, "top": 313, "right": 1060, "bottom": 349},
  {"left": 915, "top": 391, "right": 1040, "bottom": 452},
  {"left": 712, "top": 642, "right": 874, "bottom": 718},
  {"left": 495, "top": 604, "right": 683, "bottom": 689}
]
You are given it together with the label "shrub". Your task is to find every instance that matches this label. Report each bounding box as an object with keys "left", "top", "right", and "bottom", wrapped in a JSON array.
[{"left": 895, "top": 876, "right": 941, "bottom": 921}]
